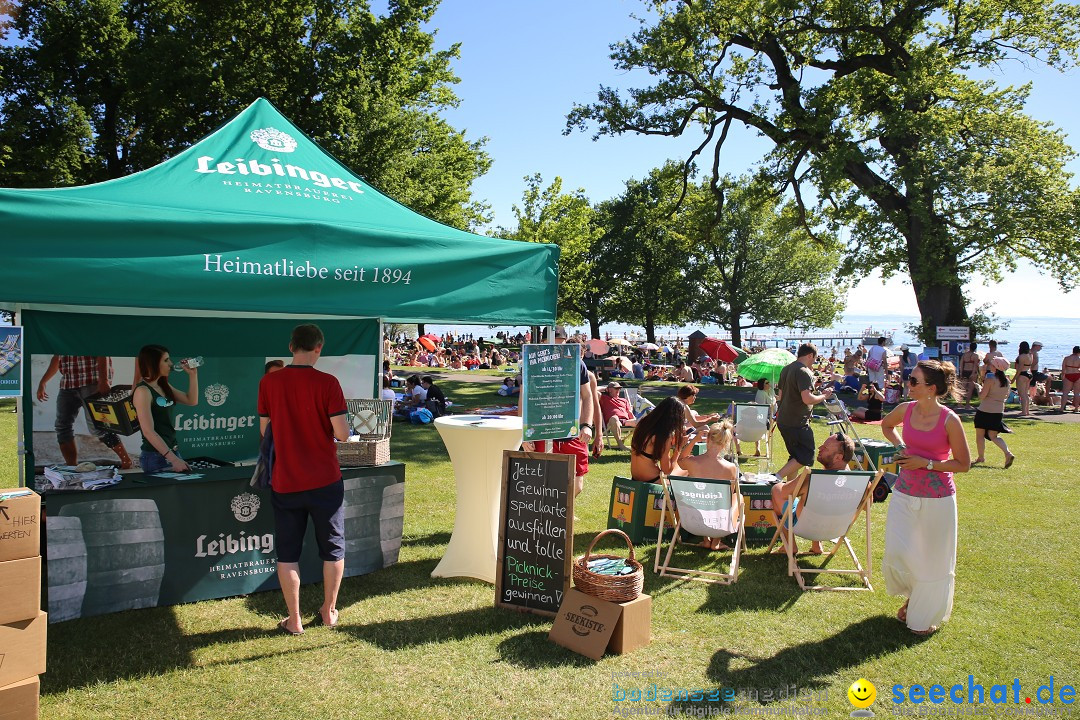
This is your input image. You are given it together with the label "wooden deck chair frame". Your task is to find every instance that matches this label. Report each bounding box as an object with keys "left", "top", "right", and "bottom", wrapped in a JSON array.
[
  {"left": 653, "top": 474, "right": 746, "bottom": 585},
  {"left": 765, "top": 468, "right": 883, "bottom": 591},
  {"left": 733, "top": 403, "right": 772, "bottom": 465}
]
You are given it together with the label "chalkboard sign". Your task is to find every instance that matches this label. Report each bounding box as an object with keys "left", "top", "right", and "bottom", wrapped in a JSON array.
[
  {"left": 495, "top": 450, "right": 575, "bottom": 618},
  {"left": 521, "top": 343, "right": 581, "bottom": 441}
]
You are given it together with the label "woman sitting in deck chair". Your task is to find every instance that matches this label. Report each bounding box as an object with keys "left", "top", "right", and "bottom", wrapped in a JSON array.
[{"left": 679, "top": 419, "right": 740, "bottom": 550}]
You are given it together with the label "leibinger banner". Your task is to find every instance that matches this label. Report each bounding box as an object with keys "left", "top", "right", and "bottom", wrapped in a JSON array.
[{"left": 194, "top": 126, "right": 367, "bottom": 206}]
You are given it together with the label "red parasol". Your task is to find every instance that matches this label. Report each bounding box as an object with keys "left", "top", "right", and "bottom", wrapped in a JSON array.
[
  {"left": 698, "top": 338, "right": 742, "bottom": 363},
  {"left": 587, "top": 338, "right": 610, "bottom": 355},
  {"left": 418, "top": 336, "right": 437, "bottom": 351}
]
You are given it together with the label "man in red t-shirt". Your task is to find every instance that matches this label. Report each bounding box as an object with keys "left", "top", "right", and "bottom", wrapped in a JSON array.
[
  {"left": 258, "top": 324, "right": 349, "bottom": 635},
  {"left": 599, "top": 381, "right": 637, "bottom": 451}
]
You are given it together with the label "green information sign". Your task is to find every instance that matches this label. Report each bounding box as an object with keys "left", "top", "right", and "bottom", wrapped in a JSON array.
[{"left": 521, "top": 343, "right": 581, "bottom": 441}]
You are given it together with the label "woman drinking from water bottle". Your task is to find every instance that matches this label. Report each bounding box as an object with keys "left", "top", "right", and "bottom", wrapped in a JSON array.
[{"left": 132, "top": 345, "right": 200, "bottom": 473}]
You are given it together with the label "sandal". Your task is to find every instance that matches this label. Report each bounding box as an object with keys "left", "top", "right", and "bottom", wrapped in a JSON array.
[
  {"left": 971, "top": 458, "right": 985, "bottom": 465},
  {"left": 313, "top": 608, "right": 339, "bottom": 629},
  {"left": 277, "top": 618, "right": 304, "bottom": 636},
  {"left": 911, "top": 626, "right": 938, "bottom": 636},
  {"left": 896, "top": 602, "right": 908, "bottom": 624},
  {"left": 1004, "top": 454, "right": 1015, "bottom": 469}
]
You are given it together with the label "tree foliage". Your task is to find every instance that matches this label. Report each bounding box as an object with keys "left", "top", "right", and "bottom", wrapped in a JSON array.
[
  {"left": 684, "top": 175, "right": 847, "bottom": 346},
  {"left": 600, "top": 162, "right": 697, "bottom": 343},
  {"left": 0, "top": 0, "right": 490, "bottom": 228},
  {"left": 568, "top": 0, "right": 1080, "bottom": 340},
  {"left": 499, "top": 174, "right": 616, "bottom": 335}
]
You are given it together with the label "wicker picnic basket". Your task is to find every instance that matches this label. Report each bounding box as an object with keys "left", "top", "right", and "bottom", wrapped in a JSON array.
[
  {"left": 573, "top": 528, "right": 644, "bottom": 603},
  {"left": 337, "top": 399, "right": 392, "bottom": 467}
]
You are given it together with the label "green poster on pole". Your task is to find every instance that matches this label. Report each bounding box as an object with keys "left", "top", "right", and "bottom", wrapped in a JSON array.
[
  {"left": 521, "top": 343, "right": 581, "bottom": 441},
  {"left": 0, "top": 326, "right": 23, "bottom": 398}
]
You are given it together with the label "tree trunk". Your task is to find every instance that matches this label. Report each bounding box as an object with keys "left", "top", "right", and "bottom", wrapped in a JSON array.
[
  {"left": 729, "top": 306, "right": 743, "bottom": 347},
  {"left": 416, "top": 323, "right": 425, "bottom": 337},
  {"left": 906, "top": 225, "right": 969, "bottom": 344},
  {"left": 644, "top": 317, "right": 656, "bottom": 345}
]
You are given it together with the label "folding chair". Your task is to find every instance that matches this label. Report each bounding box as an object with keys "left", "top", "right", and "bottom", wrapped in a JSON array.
[
  {"left": 765, "top": 468, "right": 883, "bottom": 591},
  {"left": 654, "top": 474, "right": 745, "bottom": 585},
  {"left": 733, "top": 403, "right": 771, "bottom": 465},
  {"left": 603, "top": 387, "right": 651, "bottom": 449}
]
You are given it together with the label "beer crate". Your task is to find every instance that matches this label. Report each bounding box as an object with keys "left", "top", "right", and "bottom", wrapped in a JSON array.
[
  {"left": 83, "top": 385, "right": 140, "bottom": 436},
  {"left": 851, "top": 439, "right": 898, "bottom": 474},
  {"left": 606, "top": 477, "right": 675, "bottom": 546},
  {"left": 737, "top": 478, "right": 778, "bottom": 546}
]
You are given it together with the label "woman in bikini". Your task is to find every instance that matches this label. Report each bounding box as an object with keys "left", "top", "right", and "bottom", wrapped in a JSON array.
[
  {"left": 1062, "top": 346, "right": 1080, "bottom": 413},
  {"left": 629, "top": 397, "right": 693, "bottom": 483},
  {"left": 958, "top": 342, "right": 979, "bottom": 407},
  {"left": 881, "top": 360, "right": 971, "bottom": 636},
  {"left": 1014, "top": 342, "right": 1034, "bottom": 417}
]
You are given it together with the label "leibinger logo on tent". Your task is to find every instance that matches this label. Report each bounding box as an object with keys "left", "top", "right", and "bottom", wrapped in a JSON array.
[
  {"left": 250, "top": 127, "right": 297, "bottom": 153},
  {"left": 194, "top": 125, "right": 367, "bottom": 205}
]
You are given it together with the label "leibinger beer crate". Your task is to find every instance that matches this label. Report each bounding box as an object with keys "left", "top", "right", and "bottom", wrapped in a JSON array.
[
  {"left": 83, "top": 385, "right": 140, "bottom": 436},
  {"left": 851, "top": 439, "right": 898, "bottom": 474},
  {"left": 737, "top": 478, "right": 777, "bottom": 546},
  {"left": 607, "top": 477, "right": 675, "bottom": 545}
]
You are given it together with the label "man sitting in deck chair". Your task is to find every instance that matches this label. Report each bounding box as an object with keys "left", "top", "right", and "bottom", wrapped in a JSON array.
[
  {"left": 654, "top": 421, "right": 745, "bottom": 584},
  {"left": 770, "top": 432, "right": 855, "bottom": 555}
]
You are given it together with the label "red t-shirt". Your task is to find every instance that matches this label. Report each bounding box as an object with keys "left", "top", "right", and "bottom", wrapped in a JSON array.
[{"left": 257, "top": 365, "right": 347, "bottom": 493}]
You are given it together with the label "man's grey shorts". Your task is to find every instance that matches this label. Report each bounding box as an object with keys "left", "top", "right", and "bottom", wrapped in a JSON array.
[{"left": 777, "top": 422, "right": 815, "bottom": 467}]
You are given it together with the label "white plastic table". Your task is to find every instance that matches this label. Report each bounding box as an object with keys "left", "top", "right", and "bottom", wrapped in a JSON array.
[{"left": 431, "top": 414, "right": 523, "bottom": 583}]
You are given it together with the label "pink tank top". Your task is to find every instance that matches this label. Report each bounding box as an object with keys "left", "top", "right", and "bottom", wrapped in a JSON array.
[{"left": 895, "top": 403, "right": 956, "bottom": 498}]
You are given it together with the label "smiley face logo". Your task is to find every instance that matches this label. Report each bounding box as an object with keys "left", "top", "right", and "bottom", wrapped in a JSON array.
[{"left": 848, "top": 678, "right": 877, "bottom": 716}]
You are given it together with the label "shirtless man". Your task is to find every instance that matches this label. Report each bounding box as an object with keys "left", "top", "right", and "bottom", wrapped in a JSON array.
[
  {"left": 958, "top": 342, "right": 980, "bottom": 407},
  {"left": 679, "top": 420, "right": 740, "bottom": 550},
  {"left": 771, "top": 431, "right": 855, "bottom": 555},
  {"left": 1062, "top": 346, "right": 1080, "bottom": 413}
]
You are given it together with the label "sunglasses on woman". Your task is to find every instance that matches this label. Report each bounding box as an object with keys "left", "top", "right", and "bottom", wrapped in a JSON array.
[{"left": 907, "top": 376, "right": 926, "bottom": 386}]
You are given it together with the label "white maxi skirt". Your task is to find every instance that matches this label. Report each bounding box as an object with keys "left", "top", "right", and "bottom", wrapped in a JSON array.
[{"left": 883, "top": 491, "right": 957, "bottom": 631}]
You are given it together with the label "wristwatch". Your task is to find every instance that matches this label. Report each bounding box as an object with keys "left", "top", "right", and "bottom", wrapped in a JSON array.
[{"left": 926, "top": 459, "right": 934, "bottom": 471}]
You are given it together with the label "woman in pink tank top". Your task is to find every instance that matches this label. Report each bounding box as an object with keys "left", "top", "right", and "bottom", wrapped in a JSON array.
[{"left": 880, "top": 360, "right": 971, "bottom": 635}]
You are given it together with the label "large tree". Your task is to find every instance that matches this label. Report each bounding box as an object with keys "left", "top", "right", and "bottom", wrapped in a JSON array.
[
  {"left": 601, "top": 162, "right": 697, "bottom": 344},
  {"left": 685, "top": 175, "right": 847, "bottom": 346},
  {"left": 567, "top": 0, "right": 1080, "bottom": 340},
  {"left": 0, "top": 0, "right": 490, "bottom": 228},
  {"left": 499, "top": 174, "right": 620, "bottom": 336}
]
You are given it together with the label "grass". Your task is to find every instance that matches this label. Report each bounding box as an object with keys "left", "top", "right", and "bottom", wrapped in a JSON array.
[{"left": 2, "top": 388, "right": 1077, "bottom": 719}]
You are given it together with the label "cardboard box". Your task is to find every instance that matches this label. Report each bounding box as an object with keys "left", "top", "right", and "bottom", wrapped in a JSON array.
[
  {"left": 549, "top": 589, "right": 652, "bottom": 659},
  {"left": 0, "top": 612, "right": 47, "bottom": 688},
  {"left": 0, "top": 676, "right": 39, "bottom": 720},
  {"left": 0, "top": 490, "right": 40, "bottom": 563},
  {"left": 608, "top": 592, "right": 652, "bottom": 655},
  {"left": 0, "top": 558, "right": 40, "bottom": 625}
]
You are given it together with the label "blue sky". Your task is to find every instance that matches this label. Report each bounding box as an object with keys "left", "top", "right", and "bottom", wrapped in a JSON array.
[{"left": 423, "top": 0, "right": 1080, "bottom": 319}]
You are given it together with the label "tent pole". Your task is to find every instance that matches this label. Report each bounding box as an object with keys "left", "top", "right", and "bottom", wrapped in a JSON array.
[
  {"left": 14, "top": 308, "right": 25, "bottom": 488},
  {"left": 377, "top": 319, "right": 385, "bottom": 398}
]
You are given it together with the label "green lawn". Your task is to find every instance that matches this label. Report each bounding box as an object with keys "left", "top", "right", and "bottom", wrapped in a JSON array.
[{"left": 1, "top": 390, "right": 1076, "bottom": 719}]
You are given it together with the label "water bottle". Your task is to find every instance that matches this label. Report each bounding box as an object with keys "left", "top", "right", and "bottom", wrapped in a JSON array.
[{"left": 173, "top": 356, "right": 204, "bottom": 372}]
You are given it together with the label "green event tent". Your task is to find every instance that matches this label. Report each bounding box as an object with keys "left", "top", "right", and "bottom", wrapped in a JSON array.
[{"left": 0, "top": 98, "right": 559, "bottom": 325}]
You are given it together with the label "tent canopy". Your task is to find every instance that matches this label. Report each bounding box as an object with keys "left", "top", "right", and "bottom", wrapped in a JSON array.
[{"left": 0, "top": 98, "right": 558, "bottom": 325}]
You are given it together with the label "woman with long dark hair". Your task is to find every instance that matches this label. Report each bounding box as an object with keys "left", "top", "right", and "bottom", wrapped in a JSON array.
[
  {"left": 880, "top": 360, "right": 970, "bottom": 635},
  {"left": 132, "top": 345, "right": 200, "bottom": 473},
  {"left": 1014, "top": 341, "right": 1034, "bottom": 417},
  {"left": 629, "top": 397, "right": 693, "bottom": 482},
  {"left": 973, "top": 356, "right": 1015, "bottom": 468}
]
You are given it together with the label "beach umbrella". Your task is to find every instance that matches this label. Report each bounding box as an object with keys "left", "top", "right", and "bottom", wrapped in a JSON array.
[
  {"left": 637, "top": 342, "right": 660, "bottom": 351},
  {"left": 587, "top": 338, "right": 610, "bottom": 355},
  {"left": 607, "top": 338, "right": 632, "bottom": 347},
  {"left": 698, "top": 338, "right": 747, "bottom": 364},
  {"left": 736, "top": 348, "right": 796, "bottom": 386},
  {"left": 614, "top": 356, "right": 633, "bottom": 374},
  {"left": 418, "top": 336, "right": 437, "bottom": 351}
]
